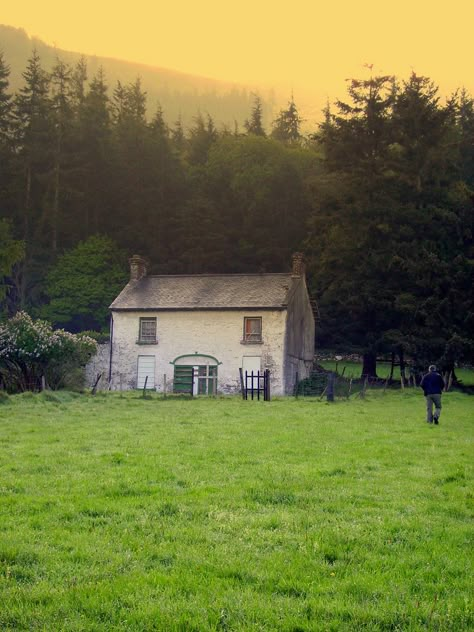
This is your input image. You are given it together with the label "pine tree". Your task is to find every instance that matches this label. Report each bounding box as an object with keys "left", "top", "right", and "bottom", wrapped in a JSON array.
[
  {"left": 455, "top": 89, "right": 474, "bottom": 187},
  {"left": 12, "top": 49, "right": 52, "bottom": 308},
  {"left": 76, "top": 67, "right": 112, "bottom": 236},
  {"left": 124, "top": 77, "right": 147, "bottom": 122},
  {"left": 391, "top": 72, "right": 452, "bottom": 205},
  {"left": 186, "top": 112, "right": 218, "bottom": 165},
  {"left": 244, "top": 93, "right": 266, "bottom": 137},
  {"left": 0, "top": 51, "right": 12, "bottom": 143},
  {"left": 49, "top": 58, "right": 73, "bottom": 251},
  {"left": 171, "top": 116, "right": 185, "bottom": 154},
  {"left": 309, "top": 75, "right": 398, "bottom": 376},
  {"left": 70, "top": 56, "right": 88, "bottom": 112},
  {"left": 0, "top": 51, "right": 14, "bottom": 236},
  {"left": 150, "top": 103, "right": 169, "bottom": 140},
  {"left": 270, "top": 95, "right": 302, "bottom": 144}
]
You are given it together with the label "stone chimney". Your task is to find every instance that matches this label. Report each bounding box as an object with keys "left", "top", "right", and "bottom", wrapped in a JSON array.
[
  {"left": 291, "top": 252, "right": 305, "bottom": 277},
  {"left": 129, "top": 255, "right": 148, "bottom": 282}
]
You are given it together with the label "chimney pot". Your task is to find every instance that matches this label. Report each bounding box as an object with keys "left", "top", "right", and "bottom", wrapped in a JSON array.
[
  {"left": 129, "top": 255, "right": 148, "bottom": 281},
  {"left": 292, "top": 252, "right": 305, "bottom": 277}
]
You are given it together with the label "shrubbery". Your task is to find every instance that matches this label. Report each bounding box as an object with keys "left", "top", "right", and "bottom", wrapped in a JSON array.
[{"left": 0, "top": 312, "right": 97, "bottom": 392}]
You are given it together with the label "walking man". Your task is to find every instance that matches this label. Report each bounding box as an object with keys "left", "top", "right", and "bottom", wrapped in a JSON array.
[{"left": 420, "top": 365, "right": 445, "bottom": 424}]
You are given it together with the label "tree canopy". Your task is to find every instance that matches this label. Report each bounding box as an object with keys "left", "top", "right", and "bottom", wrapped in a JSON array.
[
  {"left": 0, "top": 50, "right": 472, "bottom": 375},
  {"left": 40, "top": 235, "right": 128, "bottom": 332}
]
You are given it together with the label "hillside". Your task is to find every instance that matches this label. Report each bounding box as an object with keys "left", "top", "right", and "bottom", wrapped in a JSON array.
[{"left": 0, "top": 24, "right": 276, "bottom": 129}]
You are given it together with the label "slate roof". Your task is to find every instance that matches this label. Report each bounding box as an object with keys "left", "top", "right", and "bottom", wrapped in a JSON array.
[{"left": 110, "top": 273, "right": 297, "bottom": 311}]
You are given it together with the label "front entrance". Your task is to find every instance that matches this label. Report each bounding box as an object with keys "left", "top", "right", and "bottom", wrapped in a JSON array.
[
  {"left": 171, "top": 354, "right": 220, "bottom": 395},
  {"left": 173, "top": 365, "right": 194, "bottom": 394}
]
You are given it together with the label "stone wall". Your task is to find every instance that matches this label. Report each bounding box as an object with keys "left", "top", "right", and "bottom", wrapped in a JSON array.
[
  {"left": 85, "top": 342, "right": 111, "bottom": 390},
  {"left": 283, "top": 277, "right": 315, "bottom": 393},
  {"left": 108, "top": 309, "right": 287, "bottom": 394}
]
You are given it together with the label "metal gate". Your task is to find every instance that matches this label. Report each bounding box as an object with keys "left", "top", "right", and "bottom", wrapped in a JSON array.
[{"left": 239, "top": 369, "right": 271, "bottom": 401}]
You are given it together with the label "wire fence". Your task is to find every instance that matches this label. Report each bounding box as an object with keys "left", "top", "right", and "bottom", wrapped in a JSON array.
[{"left": 294, "top": 368, "right": 425, "bottom": 400}]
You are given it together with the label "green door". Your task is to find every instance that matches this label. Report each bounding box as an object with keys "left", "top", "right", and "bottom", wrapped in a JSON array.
[{"left": 173, "top": 365, "right": 194, "bottom": 394}]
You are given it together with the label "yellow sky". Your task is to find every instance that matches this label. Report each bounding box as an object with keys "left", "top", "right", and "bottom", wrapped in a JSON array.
[{"left": 2, "top": 0, "right": 474, "bottom": 100}]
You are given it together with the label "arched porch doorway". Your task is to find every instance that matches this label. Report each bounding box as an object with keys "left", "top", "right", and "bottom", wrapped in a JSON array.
[{"left": 170, "top": 353, "right": 221, "bottom": 395}]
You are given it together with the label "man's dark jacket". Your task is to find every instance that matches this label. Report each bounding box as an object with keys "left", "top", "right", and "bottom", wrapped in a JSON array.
[{"left": 420, "top": 372, "right": 445, "bottom": 395}]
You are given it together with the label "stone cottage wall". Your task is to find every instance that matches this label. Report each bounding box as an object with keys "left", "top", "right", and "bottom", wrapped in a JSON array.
[
  {"left": 85, "top": 342, "right": 111, "bottom": 390},
  {"left": 109, "top": 309, "right": 287, "bottom": 394}
]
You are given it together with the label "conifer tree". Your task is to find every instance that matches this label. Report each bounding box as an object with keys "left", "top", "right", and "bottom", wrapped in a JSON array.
[
  {"left": 391, "top": 72, "right": 452, "bottom": 205},
  {"left": 271, "top": 95, "right": 302, "bottom": 144},
  {"left": 12, "top": 49, "right": 52, "bottom": 308},
  {"left": 0, "top": 51, "right": 12, "bottom": 143},
  {"left": 70, "top": 56, "right": 88, "bottom": 112},
  {"left": 0, "top": 51, "right": 14, "bottom": 234},
  {"left": 75, "top": 67, "right": 112, "bottom": 236},
  {"left": 187, "top": 112, "right": 218, "bottom": 165},
  {"left": 244, "top": 93, "right": 266, "bottom": 136},
  {"left": 49, "top": 58, "right": 73, "bottom": 251},
  {"left": 171, "top": 115, "right": 185, "bottom": 154},
  {"left": 454, "top": 89, "right": 474, "bottom": 187},
  {"left": 150, "top": 103, "right": 169, "bottom": 140}
]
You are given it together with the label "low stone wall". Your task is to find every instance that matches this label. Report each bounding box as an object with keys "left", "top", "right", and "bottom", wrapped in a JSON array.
[{"left": 85, "top": 343, "right": 110, "bottom": 390}]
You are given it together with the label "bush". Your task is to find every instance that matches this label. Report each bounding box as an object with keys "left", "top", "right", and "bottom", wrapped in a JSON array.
[
  {"left": 80, "top": 330, "right": 110, "bottom": 344},
  {"left": 0, "top": 312, "right": 97, "bottom": 392}
]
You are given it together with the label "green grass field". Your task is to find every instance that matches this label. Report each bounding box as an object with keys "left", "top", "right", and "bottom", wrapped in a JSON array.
[{"left": 0, "top": 390, "right": 472, "bottom": 630}]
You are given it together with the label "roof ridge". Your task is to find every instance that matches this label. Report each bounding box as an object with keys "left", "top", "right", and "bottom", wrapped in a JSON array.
[
  {"left": 110, "top": 273, "right": 298, "bottom": 310},
  {"left": 144, "top": 272, "right": 293, "bottom": 278}
]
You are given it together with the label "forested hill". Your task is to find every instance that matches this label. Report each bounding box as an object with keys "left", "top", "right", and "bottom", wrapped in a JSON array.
[
  {"left": 0, "top": 24, "right": 271, "bottom": 128},
  {"left": 0, "top": 38, "right": 472, "bottom": 376}
]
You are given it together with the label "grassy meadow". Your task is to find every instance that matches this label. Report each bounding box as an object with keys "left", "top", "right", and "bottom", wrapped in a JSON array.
[{"left": 0, "top": 389, "right": 472, "bottom": 630}]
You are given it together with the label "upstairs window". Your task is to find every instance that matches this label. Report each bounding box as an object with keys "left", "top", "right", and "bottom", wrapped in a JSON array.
[
  {"left": 138, "top": 317, "right": 157, "bottom": 344},
  {"left": 243, "top": 317, "right": 262, "bottom": 343}
]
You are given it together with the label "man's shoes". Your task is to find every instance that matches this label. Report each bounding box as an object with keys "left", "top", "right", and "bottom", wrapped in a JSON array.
[
  {"left": 434, "top": 418, "right": 439, "bottom": 425},
  {"left": 427, "top": 420, "right": 433, "bottom": 424}
]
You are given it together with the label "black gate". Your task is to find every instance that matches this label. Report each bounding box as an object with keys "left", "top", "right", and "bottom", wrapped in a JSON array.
[{"left": 239, "top": 368, "right": 271, "bottom": 401}]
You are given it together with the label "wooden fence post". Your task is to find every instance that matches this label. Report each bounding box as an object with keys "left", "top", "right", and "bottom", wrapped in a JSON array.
[
  {"left": 92, "top": 373, "right": 102, "bottom": 395},
  {"left": 326, "top": 372, "right": 335, "bottom": 402},
  {"left": 239, "top": 368, "right": 245, "bottom": 399}
]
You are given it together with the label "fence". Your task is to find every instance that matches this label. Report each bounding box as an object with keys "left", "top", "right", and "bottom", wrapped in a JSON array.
[
  {"left": 295, "top": 370, "right": 403, "bottom": 400},
  {"left": 239, "top": 369, "right": 271, "bottom": 401}
]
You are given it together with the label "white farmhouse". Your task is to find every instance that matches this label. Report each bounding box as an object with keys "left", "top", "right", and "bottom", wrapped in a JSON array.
[{"left": 107, "top": 253, "right": 315, "bottom": 395}]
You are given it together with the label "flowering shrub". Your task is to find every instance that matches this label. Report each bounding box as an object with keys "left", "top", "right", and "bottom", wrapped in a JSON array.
[{"left": 0, "top": 312, "right": 97, "bottom": 392}]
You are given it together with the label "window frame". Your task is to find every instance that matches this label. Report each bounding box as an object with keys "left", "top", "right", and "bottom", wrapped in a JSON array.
[
  {"left": 138, "top": 317, "right": 157, "bottom": 344},
  {"left": 242, "top": 316, "right": 263, "bottom": 344},
  {"left": 197, "top": 364, "right": 218, "bottom": 395}
]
